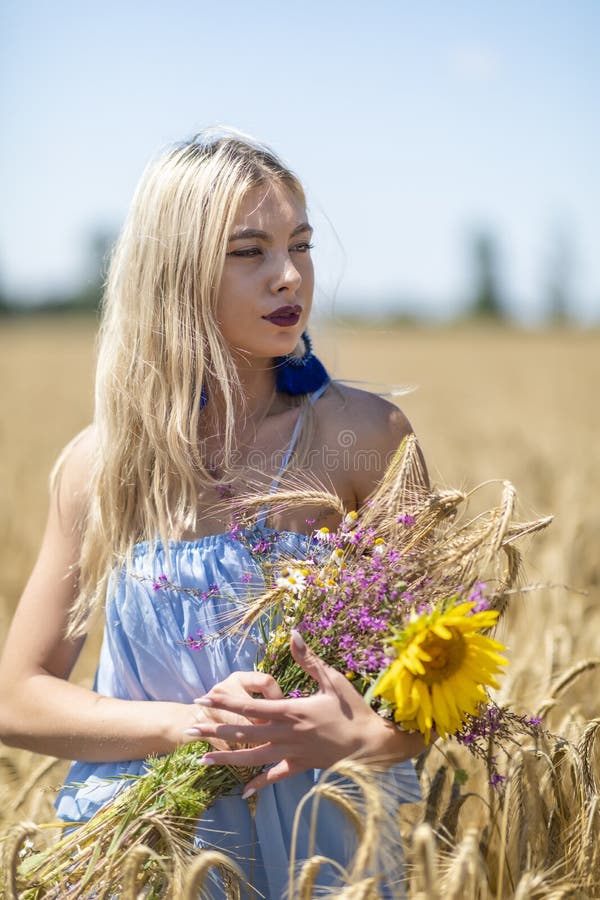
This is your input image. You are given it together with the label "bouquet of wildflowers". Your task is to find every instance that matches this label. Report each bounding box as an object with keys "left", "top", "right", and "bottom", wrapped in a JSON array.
[
  {"left": 12, "top": 436, "right": 551, "bottom": 897},
  {"left": 234, "top": 434, "right": 549, "bottom": 758}
]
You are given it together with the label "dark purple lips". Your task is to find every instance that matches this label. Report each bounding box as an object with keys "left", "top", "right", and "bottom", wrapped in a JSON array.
[{"left": 263, "top": 304, "right": 302, "bottom": 327}]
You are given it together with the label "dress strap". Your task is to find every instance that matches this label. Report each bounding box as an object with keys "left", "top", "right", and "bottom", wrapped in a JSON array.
[
  {"left": 309, "top": 379, "right": 330, "bottom": 405},
  {"left": 255, "top": 381, "right": 330, "bottom": 529}
]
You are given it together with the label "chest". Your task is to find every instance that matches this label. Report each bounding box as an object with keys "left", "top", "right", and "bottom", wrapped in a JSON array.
[{"left": 179, "top": 407, "right": 356, "bottom": 540}]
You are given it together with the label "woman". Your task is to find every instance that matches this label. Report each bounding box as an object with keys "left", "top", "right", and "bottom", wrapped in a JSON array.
[{"left": 0, "top": 129, "right": 424, "bottom": 897}]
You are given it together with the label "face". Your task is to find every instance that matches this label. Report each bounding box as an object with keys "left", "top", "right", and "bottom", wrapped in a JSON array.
[{"left": 216, "top": 181, "right": 314, "bottom": 362}]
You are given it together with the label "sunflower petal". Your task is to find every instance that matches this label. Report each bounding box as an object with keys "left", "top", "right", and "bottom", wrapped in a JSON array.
[{"left": 431, "top": 681, "right": 451, "bottom": 736}]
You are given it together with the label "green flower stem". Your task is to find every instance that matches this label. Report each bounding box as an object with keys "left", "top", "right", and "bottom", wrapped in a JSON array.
[{"left": 18, "top": 741, "right": 255, "bottom": 896}]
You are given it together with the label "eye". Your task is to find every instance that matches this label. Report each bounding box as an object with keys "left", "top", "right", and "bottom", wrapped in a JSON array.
[
  {"left": 291, "top": 242, "right": 315, "bottom": 253},
  {"left": 227, "top": 247, "right": 262, "bottom": 258}
]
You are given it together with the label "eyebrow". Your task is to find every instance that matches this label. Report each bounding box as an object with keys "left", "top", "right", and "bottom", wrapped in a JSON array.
[{"left": 228, "top": 222, "right": 313, "bottom": 242}]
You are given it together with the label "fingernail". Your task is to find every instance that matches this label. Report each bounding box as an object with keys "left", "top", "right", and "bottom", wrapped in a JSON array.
[
  {"left": 194, "top": 697, "right": 213, "bottom": 707},
  {"left": 200, "top": 755, "right": 215, "bottom": 765},
  {"left": 290, "top": 629, "right": 306, "bottom": 651},
  {"left": 242, "top": 787, "right": 256, "bottom": 800},
  {"left": 183, "top": 728, "right": 203, "bottom": 736}
]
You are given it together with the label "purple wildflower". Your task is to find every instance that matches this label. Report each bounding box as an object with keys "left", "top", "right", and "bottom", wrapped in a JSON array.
[
  {"left": 397, "top": 513, "right": 416, "bottom": 527},
  {"left": 196, "top": 584, "right": 219, "bottom": 602},
  {"left": 251, "top": 539, "right": 270, "bottom": 554},
  {"left": 469, "top": 581, "right": 490, "bottom": 612},
  {"left": 469, "top": 580, "right": 487, "bottom": 600},
  {"left": 472, "top": 597, "right": 491, "bottom": 613},
  {"left": 344, "top": 652, "right": 359, "bottom": 672},
  {"left": 339, "top": 634, "right": 356, "bottom": 650},
  {"left": 188, "top": 629, "right": 206, "bottom": 650},
  {"left": 489, "top": 772, "right": 506, "bottom": 788},
  {"left": 364, "top": 650, "right": 381, "bottom": 671}
]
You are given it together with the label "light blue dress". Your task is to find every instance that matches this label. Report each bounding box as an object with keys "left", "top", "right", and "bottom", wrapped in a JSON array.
[{"left": 56, "top": 384, "right": 421, "bottom": 898}]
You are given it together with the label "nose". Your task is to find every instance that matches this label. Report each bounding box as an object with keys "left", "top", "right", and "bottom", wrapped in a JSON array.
[{"left": 269, "top": 251, "right": 302, "bottom": 294}]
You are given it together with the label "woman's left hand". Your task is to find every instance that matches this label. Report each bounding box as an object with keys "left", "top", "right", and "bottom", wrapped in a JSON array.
[{"left": 187, "top": 631, "right": 425, "bottom": 796}]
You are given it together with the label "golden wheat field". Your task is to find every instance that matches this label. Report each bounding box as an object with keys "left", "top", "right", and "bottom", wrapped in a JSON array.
[{"left": 0, "top": 318, "right": 599, "bottom": 898}]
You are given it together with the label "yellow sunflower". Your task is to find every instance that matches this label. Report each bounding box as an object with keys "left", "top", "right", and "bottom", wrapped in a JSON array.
[{"left": 373, "top": 601, "right": 507, "bottom": 743}]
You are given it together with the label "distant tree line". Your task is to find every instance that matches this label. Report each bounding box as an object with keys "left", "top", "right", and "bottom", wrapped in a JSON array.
[
  {"left": 0, "top": 225, "right": 588, "bottom": 325},
  {"left": 0, "top": 229, "right": 114, "bottom": 318},
  {"left": 466, "top": 225, "right": 577, "bottom": 324}
]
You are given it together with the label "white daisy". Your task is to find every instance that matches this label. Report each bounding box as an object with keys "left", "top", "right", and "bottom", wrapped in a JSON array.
[{"left": 276, "top": 568, "right": 307, "bottom": 596}]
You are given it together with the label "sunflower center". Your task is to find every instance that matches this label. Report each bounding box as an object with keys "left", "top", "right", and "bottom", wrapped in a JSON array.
[{"left": 420, "top": 628, "right": 466, "bottom": 684}]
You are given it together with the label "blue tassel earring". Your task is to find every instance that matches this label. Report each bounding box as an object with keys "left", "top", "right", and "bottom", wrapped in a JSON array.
[{"left": 274, "top": 331, "right": 330, "bottom": 396}]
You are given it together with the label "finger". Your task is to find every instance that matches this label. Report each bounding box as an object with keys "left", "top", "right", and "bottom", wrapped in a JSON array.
[
  {"left": 200, "top": 743, "right": 281, "bottom": 768},
  {"left": 244, "top": 672, "right": 285, "bottom": 700},
  {"left": 289, "top": 630, "right": 337, "bottom": 692},
  {"left": 242, "top": 760, "right": 304, "bottom": 798},
  {"left": 194, "top": 672, "right": 284, "bottom": 704},
  {"left": 195, "top": 693, "right": 292, "bottom": 721},
  {"left": 184, "top": 721, "right": 287, "bottom": 744}
]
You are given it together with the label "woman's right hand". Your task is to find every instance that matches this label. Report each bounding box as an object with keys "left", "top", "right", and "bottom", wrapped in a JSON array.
[{"left": 183, "top": 671, "right": 285, "bottom": 752}]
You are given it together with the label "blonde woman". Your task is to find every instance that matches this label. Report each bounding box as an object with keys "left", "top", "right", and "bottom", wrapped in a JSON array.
[{"left": 0, "top": 130, "right": 424, "bottom": 897}]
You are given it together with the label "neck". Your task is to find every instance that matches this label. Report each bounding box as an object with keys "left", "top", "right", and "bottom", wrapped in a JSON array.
[{"left": 232, "top": 352, "right": 280, "bottom": 421}]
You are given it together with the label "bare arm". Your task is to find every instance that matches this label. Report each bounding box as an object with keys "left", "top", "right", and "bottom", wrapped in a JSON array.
[{"left": 0, "top": 430, "right": 196, "bottom": 762}]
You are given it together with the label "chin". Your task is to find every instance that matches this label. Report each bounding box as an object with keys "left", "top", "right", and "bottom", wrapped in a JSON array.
[
  {"left": 228, "top": 339, "right": 291, "bottom": 362},
  {"left": 276, "top": 338, "right": 304, "bottom": 361},
  {"left": 262, "top": 329, "right": 304, "bottom": 358},
  {"left": 228, "top": 326, "right": 305, "bottom": 361}
]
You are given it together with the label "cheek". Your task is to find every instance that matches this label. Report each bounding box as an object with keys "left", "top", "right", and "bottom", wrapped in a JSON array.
[
  {"left": 301, "top": 258, "right": 315, "bottom": 306},
  {"left": 308, "top": 266, "right": 315, "bottom": 297},
  {"left": 217, "top": 301, "right": 248, "bottom": 347},
  {"left": 216, "top": 271, "right": 251, "bottom": 328}
]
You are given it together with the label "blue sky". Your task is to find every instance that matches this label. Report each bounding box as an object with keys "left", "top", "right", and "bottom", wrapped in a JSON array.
[{"left": 1, "top": 1, "right": 598, "bottom": 321}]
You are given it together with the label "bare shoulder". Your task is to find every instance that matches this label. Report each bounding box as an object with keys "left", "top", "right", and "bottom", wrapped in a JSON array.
[
  {"left": 51, "top": 424, "right": 98, "bottom": 531},
  {"left": 317, "top": 382, "right": 413, "bottom": 455},
  {"left": 315, "top": 383, "right": 419, "bottom": 506}
]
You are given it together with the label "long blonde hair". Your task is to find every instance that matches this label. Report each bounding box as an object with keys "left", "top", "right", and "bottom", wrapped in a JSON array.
[{"left": 66, "top": 128, "right": 312, "bottom": 636}]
